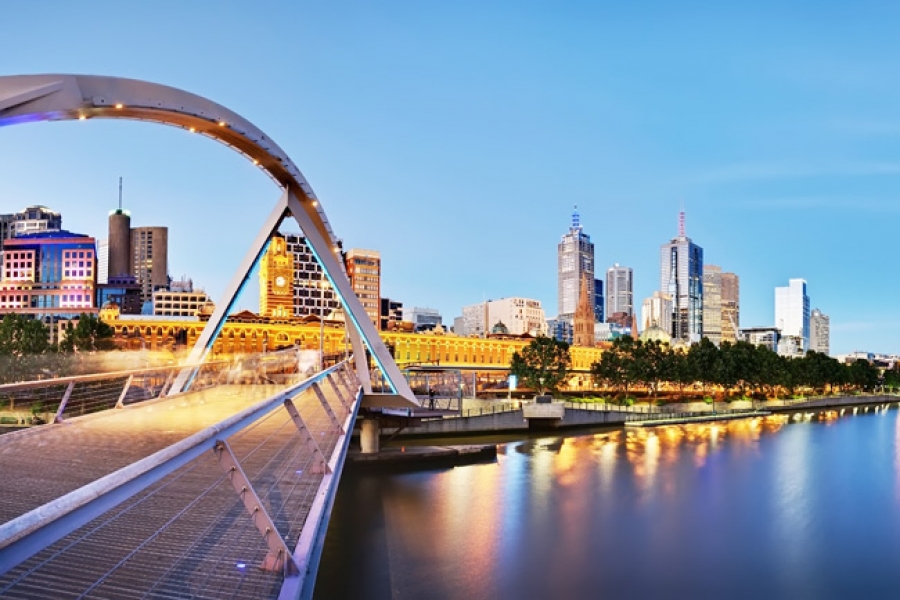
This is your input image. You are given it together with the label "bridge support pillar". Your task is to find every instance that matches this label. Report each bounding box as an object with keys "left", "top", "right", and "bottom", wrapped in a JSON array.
[{"left": 360, "top": 418, "right": 380, "bottom": 454}]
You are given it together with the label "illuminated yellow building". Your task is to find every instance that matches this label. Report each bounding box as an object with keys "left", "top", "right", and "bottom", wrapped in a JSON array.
[
  {"left": 100, "top": 313, "right": 602, "bottom": 374},
  {"left": 259, "top": 234, "right": 293, "bottom": 318}
]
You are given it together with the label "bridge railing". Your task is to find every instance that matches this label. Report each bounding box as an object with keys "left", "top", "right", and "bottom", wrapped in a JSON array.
[
  {"left": 0, "top": 357, "right": 362, "bottom": 600},
  {"left": 0, "top": 348, "right": 311, "bottom": 426}
]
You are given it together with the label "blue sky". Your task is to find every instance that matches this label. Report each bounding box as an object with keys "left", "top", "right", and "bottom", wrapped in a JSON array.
[{"left": 2, "top": 1, "right": 900, "bottom": 355}]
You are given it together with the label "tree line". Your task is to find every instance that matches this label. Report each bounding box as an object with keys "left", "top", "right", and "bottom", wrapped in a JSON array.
[
  {"left": 510, "top": 335, "right": 889, "bottom": 400},
  {"left": 0, "top": 314, "right": 116, "bottom": 383}
]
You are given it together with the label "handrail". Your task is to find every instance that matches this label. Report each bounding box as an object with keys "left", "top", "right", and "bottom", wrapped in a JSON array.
[{"left": 0, "top": 360, "right": 352, "bottom": 576}]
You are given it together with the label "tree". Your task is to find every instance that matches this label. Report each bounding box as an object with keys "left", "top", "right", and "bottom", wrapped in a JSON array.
[
  {"left": 0, "top": 314, "right": 50, "bottom": 356},
  {"left": 591, "top": 336, "right": 636, "bottom": 399},
  {"left": 59, "top": 314, "right": 116, "bottom": 353},
  {"left": 633, "top": 339, "right": 671, "bottom": 400},
  {"left": 688, "top": 338, "right": 720, "bottom": 397},
  {"left": 510, "top": 335, "right": 571, "bottom": 395}
]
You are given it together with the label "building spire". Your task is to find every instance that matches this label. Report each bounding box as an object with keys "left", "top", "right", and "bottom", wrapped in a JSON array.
[
  {"left": 118, "top": 176, "right": 123, "bottom": 210},
  {"left": 678, "top": 201, "right": 685, "bottom": 237},
  {"left": 571, "top": 204, "right": 581, "bottom": 231}
]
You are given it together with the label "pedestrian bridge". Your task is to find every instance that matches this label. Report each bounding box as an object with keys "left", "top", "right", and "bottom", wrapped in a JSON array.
[
  {"left": 0, "top": 353, "right": 363, "bottom": 598},
  {"left": 0, "top": 73, "right": 426, "bottom": 598}
]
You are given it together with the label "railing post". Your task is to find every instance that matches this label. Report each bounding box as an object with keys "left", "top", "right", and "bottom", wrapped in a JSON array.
[
  {"left": 213, "top": 440, "right": 300, "bottom": 577},
  {"left": 283, "top": 398, "right": 331, "bottom": 474},
  {"left": 312, "top": 382, "right": 343, "bottom": 433},
  {"left": 115, "top": 375, "right": 135, "bottom": 409},
  {"left": 54, "top": 381, "right": 76, "bottom": 423}
]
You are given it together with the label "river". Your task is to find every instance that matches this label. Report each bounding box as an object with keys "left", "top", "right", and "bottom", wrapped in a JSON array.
[{"left": 315, "top": 407, "right": 900, "bottom": 599}]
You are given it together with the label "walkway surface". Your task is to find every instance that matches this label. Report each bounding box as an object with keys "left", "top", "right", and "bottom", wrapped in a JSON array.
[{"left": 0, "top": 379, "right": 350, "bottom": 599}]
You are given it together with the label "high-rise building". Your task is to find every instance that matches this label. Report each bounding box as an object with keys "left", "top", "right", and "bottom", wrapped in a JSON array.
[
  {"left": 775, "top": 278, "right": 810, "bottom": 352},
  {"left": 593, "top": 278, "right": 604, "bottom": 323},
  {"left": 810, "top": 308, "right": 830, "bottom": 355},
  {"left": 283, "top": 233, "right": 341, "bottom": 319},
  {"left": 641, "top": 291, "right": 673, "bottom": 334},
  {"left": 131, "top": 226, "right": 168, "bottom": 304},
  {"left": 702, "top": 265, "right": 722, "bottom": 345},
  {"left": 460, "top": 297, "right": 548, "bottom": 337},
  {"left": 573, "top": 274, "right": 595, "bottom": 347},
  {"left": 605, "top": 263, "right": 633, "bottom": 320},
  {"left": 0, "top": 230, "right": 97, "bottom": 317},
  {"left": 720, "top": 271, "right": 740, "bottom": 344},
  {"left": 660, "top": 210, "right": 703, "bottom": 343},
  {"left": 345, "top": 249, "right": 381, "bottom": 329},
  {"left": 108, "top": 208, "right": 132, "bottom": 279},
  {"left": 259, "top": 234, "right": 294, "bottom": 319},
  {"left": 0, "top": 213, "right": 14, "bottom": 244},
  {"left": 557, "top": 206, "right": 594, "bottom": 324}
]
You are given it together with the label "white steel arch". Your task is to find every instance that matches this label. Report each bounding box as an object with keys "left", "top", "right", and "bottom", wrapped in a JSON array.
[{"left": 0, "top": 74, "right": 415, "bottom": 401}]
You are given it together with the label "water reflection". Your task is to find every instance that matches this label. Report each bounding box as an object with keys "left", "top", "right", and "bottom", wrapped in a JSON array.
[{"left": 318, "top": 409, "right": 900, "bottom": 600}]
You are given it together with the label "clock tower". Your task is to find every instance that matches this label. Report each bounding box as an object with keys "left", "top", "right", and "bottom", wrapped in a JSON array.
[{"left": 260, "top": 234, "right": 293, "bottom": 318}]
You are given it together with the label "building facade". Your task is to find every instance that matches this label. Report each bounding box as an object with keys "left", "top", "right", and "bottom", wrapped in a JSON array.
[
  {"left": 739, "top": 326, "right": 780, "bottom": 352},
  {"left": 641, "top": 291, "right": 673, "bottom": 335},
  {"left": 702, "top": 265, "right": 722, "bottom": 345},
  {"left": 153, "top": 289, "right": 212, "bottom": 317},
  {"left": 380, "top": 298, "right": 403, "bottom": 330},
  {"left": 593, "top": 278, "right": 604, "bottom": 323},
  {"left": 605, "top": 263, "right": 633, "bottom": 320},
  {"left": 259, "top": 234, "right": 294, "bottom": 319},
  {"left": 345, "top": 248, "right": 381, "bottom": 329},
  {"left": 775, "top": 278, "right": 810, "bottom": 352},
  {"left": 660, "top": 211, "right": 703, "bottom": 343},
  {"left": 459, "top": 297, "right": 547, "bottom": 338},
  {"left": 0, "top": 230, "right": 97, "bottom": 317},
  {"left": 810, "top": 308, "right": 830, "bottom": 355},
  {"left": 131, "top": 226, "right": 168, "bottom": 304},
  {"left": 402, "top": 307, "right": 443, "bottom": 332},
  {"left": 13, "top": 205, "right": 62, "bottom": 236},
  {"left": 720, "top": 271, "right": 740, "bottom": 344},
  {"left": 557, "top": 207, "right": 594, "bottom": 324},
  {"left": 283, "top": 233, "right": 341, "bottom": 318}
]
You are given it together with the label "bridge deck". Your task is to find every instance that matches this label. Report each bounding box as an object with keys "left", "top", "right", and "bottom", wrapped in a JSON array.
[{"left": 0, "top": 378, "right": 352, "bottom": 599}]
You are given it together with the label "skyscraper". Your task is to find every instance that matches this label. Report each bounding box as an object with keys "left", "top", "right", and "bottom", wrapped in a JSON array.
[
  {"left": 660, "top": 210, "right": 703, "bottom": 343},
  {"left": 702, "top": 265, "right": 722, "bottom": 345},
  {"left": 775, "top": 278, "right": 810, "bottom": 352},
  {"left": 720, "top": 271, "right": 740, "bottom": 344},
  {"left": 131, "top": 226, "right": 168, "bottom": 304},
  {"left": 605, "top": 263, "right": 633, "bottom": 321},
  {"left": 283, "top": 233, "right": 340, "bottom": 318},
  {"left": 810, "top": 308, "right": 830, "bottom": 355},
  {"left": 593, "top": 278, "right": 604, "bottom": 323},
  {"left": 557, "top": 206, "right": 594, "bottom": 324},
  {"left": 345, "top": 249, "right": 381, "bottom": 329},
  {"left": 108, "top": 208, "right": 131, "bottom": 279}
]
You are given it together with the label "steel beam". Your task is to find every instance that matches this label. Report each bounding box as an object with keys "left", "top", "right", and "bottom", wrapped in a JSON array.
[
  {"left": 283, "top": 398, "right": 330, "bottom": 475},
  {"left": 114, "top": 375, "right": 134, "bottom": 409},
  {"left": 53, "top": 381, "right": 75, "bottom": 424},
  {"left": 213, "top": 440, "right": 299, "bottom": 577},
  {"left": 311, "top": 383, "right": 342, "bottom": 433}
]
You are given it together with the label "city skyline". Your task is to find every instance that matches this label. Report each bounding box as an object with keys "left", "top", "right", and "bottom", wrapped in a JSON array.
[{"left": 2, "top": 2, "right": 900, "bottom": 355}]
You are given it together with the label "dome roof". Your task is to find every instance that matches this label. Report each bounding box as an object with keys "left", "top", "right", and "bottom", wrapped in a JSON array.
[{"left": 640, "top": 325, "right": 671, "bottom": 344}]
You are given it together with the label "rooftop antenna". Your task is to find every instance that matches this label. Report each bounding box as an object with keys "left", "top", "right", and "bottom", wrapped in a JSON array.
[
  {"left": 118, "top": 177, "right": 123, "bottom": 210},
  {"left": 678, "top": 200, "right": 685, "bottom": 237},
  {"left": 572, "top": 204, "right": 580, "bottom": 230}
]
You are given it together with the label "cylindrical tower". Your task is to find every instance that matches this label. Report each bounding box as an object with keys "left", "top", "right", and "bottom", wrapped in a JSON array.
[{"left": 108, "top": 208, "right": 132, "bottom": 278}]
